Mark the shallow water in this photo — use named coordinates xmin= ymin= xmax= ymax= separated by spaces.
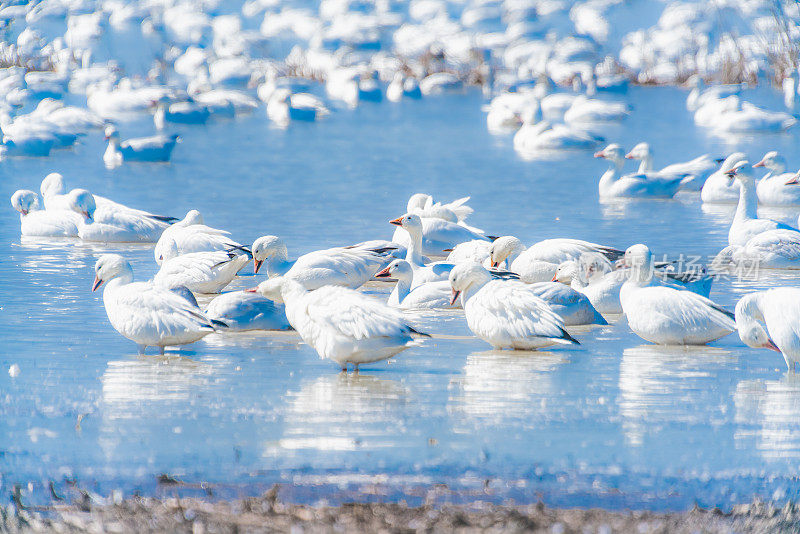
xmin=3 ymin=86 xmax=800 ymax=511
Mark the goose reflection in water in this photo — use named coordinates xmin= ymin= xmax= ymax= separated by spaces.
xmin=618 ymin=345 xmax=733 ymax=447
xmin=267 ymin=374 xmax=410 ymax=455
xmin=734 ymin=374 xmax=800 ymax=460
xmin=449 ymin=349 xmax=569 ymax=428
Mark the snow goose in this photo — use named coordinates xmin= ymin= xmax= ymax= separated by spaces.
xmin=554 ymin=254 xmax=624 ymax=314
xmin=513 ymin=103 xmax=604 ymax=153
xmin=92 ymin=254 xmax=221 ymax=354
xmin=753 ymin=151 xmax=800 ymax=206
xmin=619 ymin=244 xmax=735 ymax=345
xmin=251 ymin=276 xmax=426 ymax=371
xmin=594 ymin=144 xmax=690 ymax=199
xmin=251 ymin=235 xmax=393 ymax=290
xmin=153 ymin=97 xmax=210 ymax=129
xmin=10 ymin=189 xmax=79 ymax=237
xmin=405 ymin=193 xmax=481 ymax=232
xmin=686 ymin=76 xmax=741 ymax=111
xmin=563 ymin=95 xmax=630 ymax=124
xmin=625 ymin=142 xmax=715 ymax=192
xmin=154 ymin=249 xmax=251 ymax=294
xmin=726 ymin=161 xmax=800 ymax=246
xmin=713 ymin=230 xmax=800 ymax=270
xmin=715 ymin=102 xmax=796 ymax=133
xmin=190 ymin=89 xmax=259 ymax=115
xmin=0 ymin=122 xmax=55 ymax=157
xmin=266 ymin=89 xmax=329 ymax=125
xmin=374 ymin=259 xmax=458 ymax=309
xmin=389 ymin=212 xmax=488 ymax=258
xmin=68 ymin=189 xmax=170 ymax=243
xmin=736 ymin=289 xmax=800 ymax=371
xmin=204 ymin=291 xmax=291 ymax=331
xmin=104 ymin=125 xmax=179 ymax=166
xmin=156 ymin=226 xmax=244 ymax=264
xmin=388 ymin=213 xmax=456 ymax=286
xmin=448 ymin=263 xmax=579 ymax=350
xmin=525 ymin=281 xmax=607 ymax=326
xmin=445 ymin=240 xmax=492 ymax=267
xmin=700 ymin=152 xmax=745 ymax=204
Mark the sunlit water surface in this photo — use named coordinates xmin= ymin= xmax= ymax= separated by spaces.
xmin=3 ymin=86 xmax=800 ymax=511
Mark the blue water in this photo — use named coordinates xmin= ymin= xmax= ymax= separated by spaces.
xmin=3 ymin=86 xmax=800 ymax=511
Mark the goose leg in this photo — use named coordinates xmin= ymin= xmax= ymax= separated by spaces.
xmin=159 ymin=346 xmax=165 ymax=356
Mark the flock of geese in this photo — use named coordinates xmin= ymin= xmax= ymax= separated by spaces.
xmin=11 ymin=157 xmax=800 ymax=372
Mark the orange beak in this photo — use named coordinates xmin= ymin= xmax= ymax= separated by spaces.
xmin=752 ymin=159 xmax=765 ymax=168
xmin=765 ymin=338 xmax=781 ymax=352
xmin=593 ymin=151 xmax=604 ymax=158
xmin=389 ymin=216 xmax=403 ymax=226
xmin=491 ymin=261 xmax=499 ymax=268
xmin=20 ymin=209 xmax=28 ymax=216
xmin=450 ymin=289 xmax=460 ymax=305
xmin=254 ymin=258 xmax=263 ymax=274
xmin=551 ymin=274 xmax=558 ymax=282
xmin=786 ymin=174 xmax=800 ymax=185
xmin=245 ymin=286 xmax=258 ymax=293
xmin=374 ymin=266 xmax=392 ymax=278
xmin=92 ymin=276 xmax=103 ymax=292
xmin=624 ymin=153 xmax=634 ymax=159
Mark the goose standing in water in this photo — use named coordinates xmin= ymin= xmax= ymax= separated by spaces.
xmin=726 ymin=161 xmax=799 ymax=246
xmin=10 ymin=189 xmax=80 ymax=237
xmin=251 ymin=276 xmax=426 ymax=372
xmin=619 ymin=244 xmax=735 ymax=345
xmin=448 ymin=263 xmax=579 ymax=350
xmin=736 ymin=289 xmax=800 ymax=372
xmin=753 ymin=151 xmax=800 ymax=206
xmin=92 ymin=254 xmax=222 ymax=354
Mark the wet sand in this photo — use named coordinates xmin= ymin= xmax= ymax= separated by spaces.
xmin=4 ymin=489 xmax=799 ymax=533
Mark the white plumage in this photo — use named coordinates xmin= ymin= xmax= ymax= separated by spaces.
xmin=375 ymin=259 xmax=458 ymax=309
xmin=10 ymin=189 xmax=79 ymax=237
xmin=253 ymin=277 xmax=425 ymax=370
xmin=154 ymin=250 xmax=250 ymax=294
xmin=736 ymin=289 xmax=800 ymax=371
xmin=205 ymin=291 xmax=291 ymax=331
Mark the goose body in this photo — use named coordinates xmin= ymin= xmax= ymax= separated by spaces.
xmin=714 ymin=230 xmax=800 ymax=270
xmin=253 ymin=277 xmax=424 ymax=370
xmin=736 ymin=289 xmax=800 ymax=371
xmin=104 ymin=126 xmax=179 ymax=165
xmin=154 ymin=250 xmax=250 ymax=294
xmin=375 ymin=259 xmax=458 ymax=309
xmin=619 ymin=244 xmax=735 ymax=345
xmin=205 ymin=290 xmax=291 ymax=331
xmin=701 ymin=152 xmax=746 ymax=204
xmin=526 ymin=281 xmax=607 ymax=326
xmin=753 ymin=151 xmax=800 ymax=206
xmin=68 ymin=189 xmax=170 ymax=243
xmin=10 ymin=189 xmax=79 ymax=237
xmin=449 ymin=263 xmax=579 ymax=350
xmin=625 ymin=142 xmax=715 ymax=192
xmin=390 ymin=213 xmax=488 ymax=258
xmin=595 ymin=144 xmax=688 ymax=199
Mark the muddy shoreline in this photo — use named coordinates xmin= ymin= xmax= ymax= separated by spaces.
xmin=4 ymin=488 xmax=800 ymax=533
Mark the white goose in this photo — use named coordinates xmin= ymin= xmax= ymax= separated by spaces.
xmin=553 ymin=254 xmax=625 ymax=314
xmin=251 ymin=236 xmax=393 ymax=290
xmin=753 ymin=151 xmax=800 ymax=206
xmin=405 ymin=193 xmax=479 ymax=231
xmin=525 ymin=281 xmax=607 ymax=326
xmin=204 ymin=290 xmax=291 ymax=331
xmin=252 ymin=276 xmax=426 ymax=371
xmin=266 ymin=89 xmax=329 ymax=125
xmin=594 ymin=144 xmax=690 ymax=199
xmin=624 ymin=142 xmax=715 ymax=192
xmin=448 ymin=263 xmax=579 ymax=350
xmin=388 ymin=213 xmax=456 ymax=286
xmin=154 ymin=211 xmax=239 ymax=264
xmin=153 ymin=249 xmax=251 ymax=294
xmin=92 ymin=254 xmax=221 ymax=355
xmin=68 ymin=190 xmax=171 ymax=243
xmin=563 ymin=95 xmax=630 ymax=124
xmin=445 ymin=240 xmax=493 ymax=267
xmin=619 ymin=244 xmax=735 ymax=345
xmin=10 ymin=190 xmax=80 ymax=237
xmin=489 ymin=236 xmax=622 ymax=282
xmin=513 ymin=103 xmax=604 ymax=153
xmin=374 ymin=259 xmax=458 ymax=309
xmin=700 ymin=152 xmax=746 ymax=204
xmin=726 ymin=161 xmax=799 ymax=246
xmin=103 ymin=125 xmax=180 ymax=166
xmin=713 ymin=230 xmax=800 ymax=270
xmin=389 ymin=212 xmax=488 ymax=258
xmin=736 ymin=289 xmax=800 ymax=371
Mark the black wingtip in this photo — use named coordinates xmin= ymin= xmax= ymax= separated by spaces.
xmin=560 ymin=328 xmax=580 ymax=345
xmin=408 ymin=326 xmax=431 ymax=337
xmin=149 ymin=214 xmax=180 ymax=223
xmin=211 ymin=319 xmax=229 ymax=329
xmin=486 ymin=235 xmax=501 ymax=241
xmin=489 ymin=269 xmax=520 ymax=280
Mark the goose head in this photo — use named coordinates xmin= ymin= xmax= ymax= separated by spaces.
xmin=594 ymin=144 xmax=625 ymax=166
xmin=374 ymin=259 xmax=413 ymax=282
xmin=248 ymin=275 xmax=304 ymax=304
xmin=11 ymin=189 xmax=39 ymax=215
xmin=553 ymin=261 xmax=576 ymax=283
xmin=104 ymin=125 xmax=120 ymax=142
xmin=752 ymin=151 xmax=785 ymax=173
xmin=252 ymin=235 xmax=288 ymax=274
xmin=155 ymin=235 xmax=180 ymax=265
xmin=625 ymin=142 xmax=650 ymax=161
xmin=735 ymin=295 xmax=780 ymax=352
xmin=93 ymin=254 xmax=133 ymax=291
xmin=449 ymin=263 xmax=492 ymax=305
xmin=578 ymin=252 xmax=612 ymax=283
xmin=388 ymin=212 xmax=424 ymax=237
xmin=181 ymin=209 xmax=204 ymax=226
xmin=620 ymin=244 xmax=653 ymax=283
xmin=489 ymin=236 xmax=524 ymax=268
xmin=68 ymin=188 xmax=96 ymax=222
xmin=40 ymin=172 xmax=65 ymax=198
xmin=724 ymin=160 xmax=752 ymax=186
